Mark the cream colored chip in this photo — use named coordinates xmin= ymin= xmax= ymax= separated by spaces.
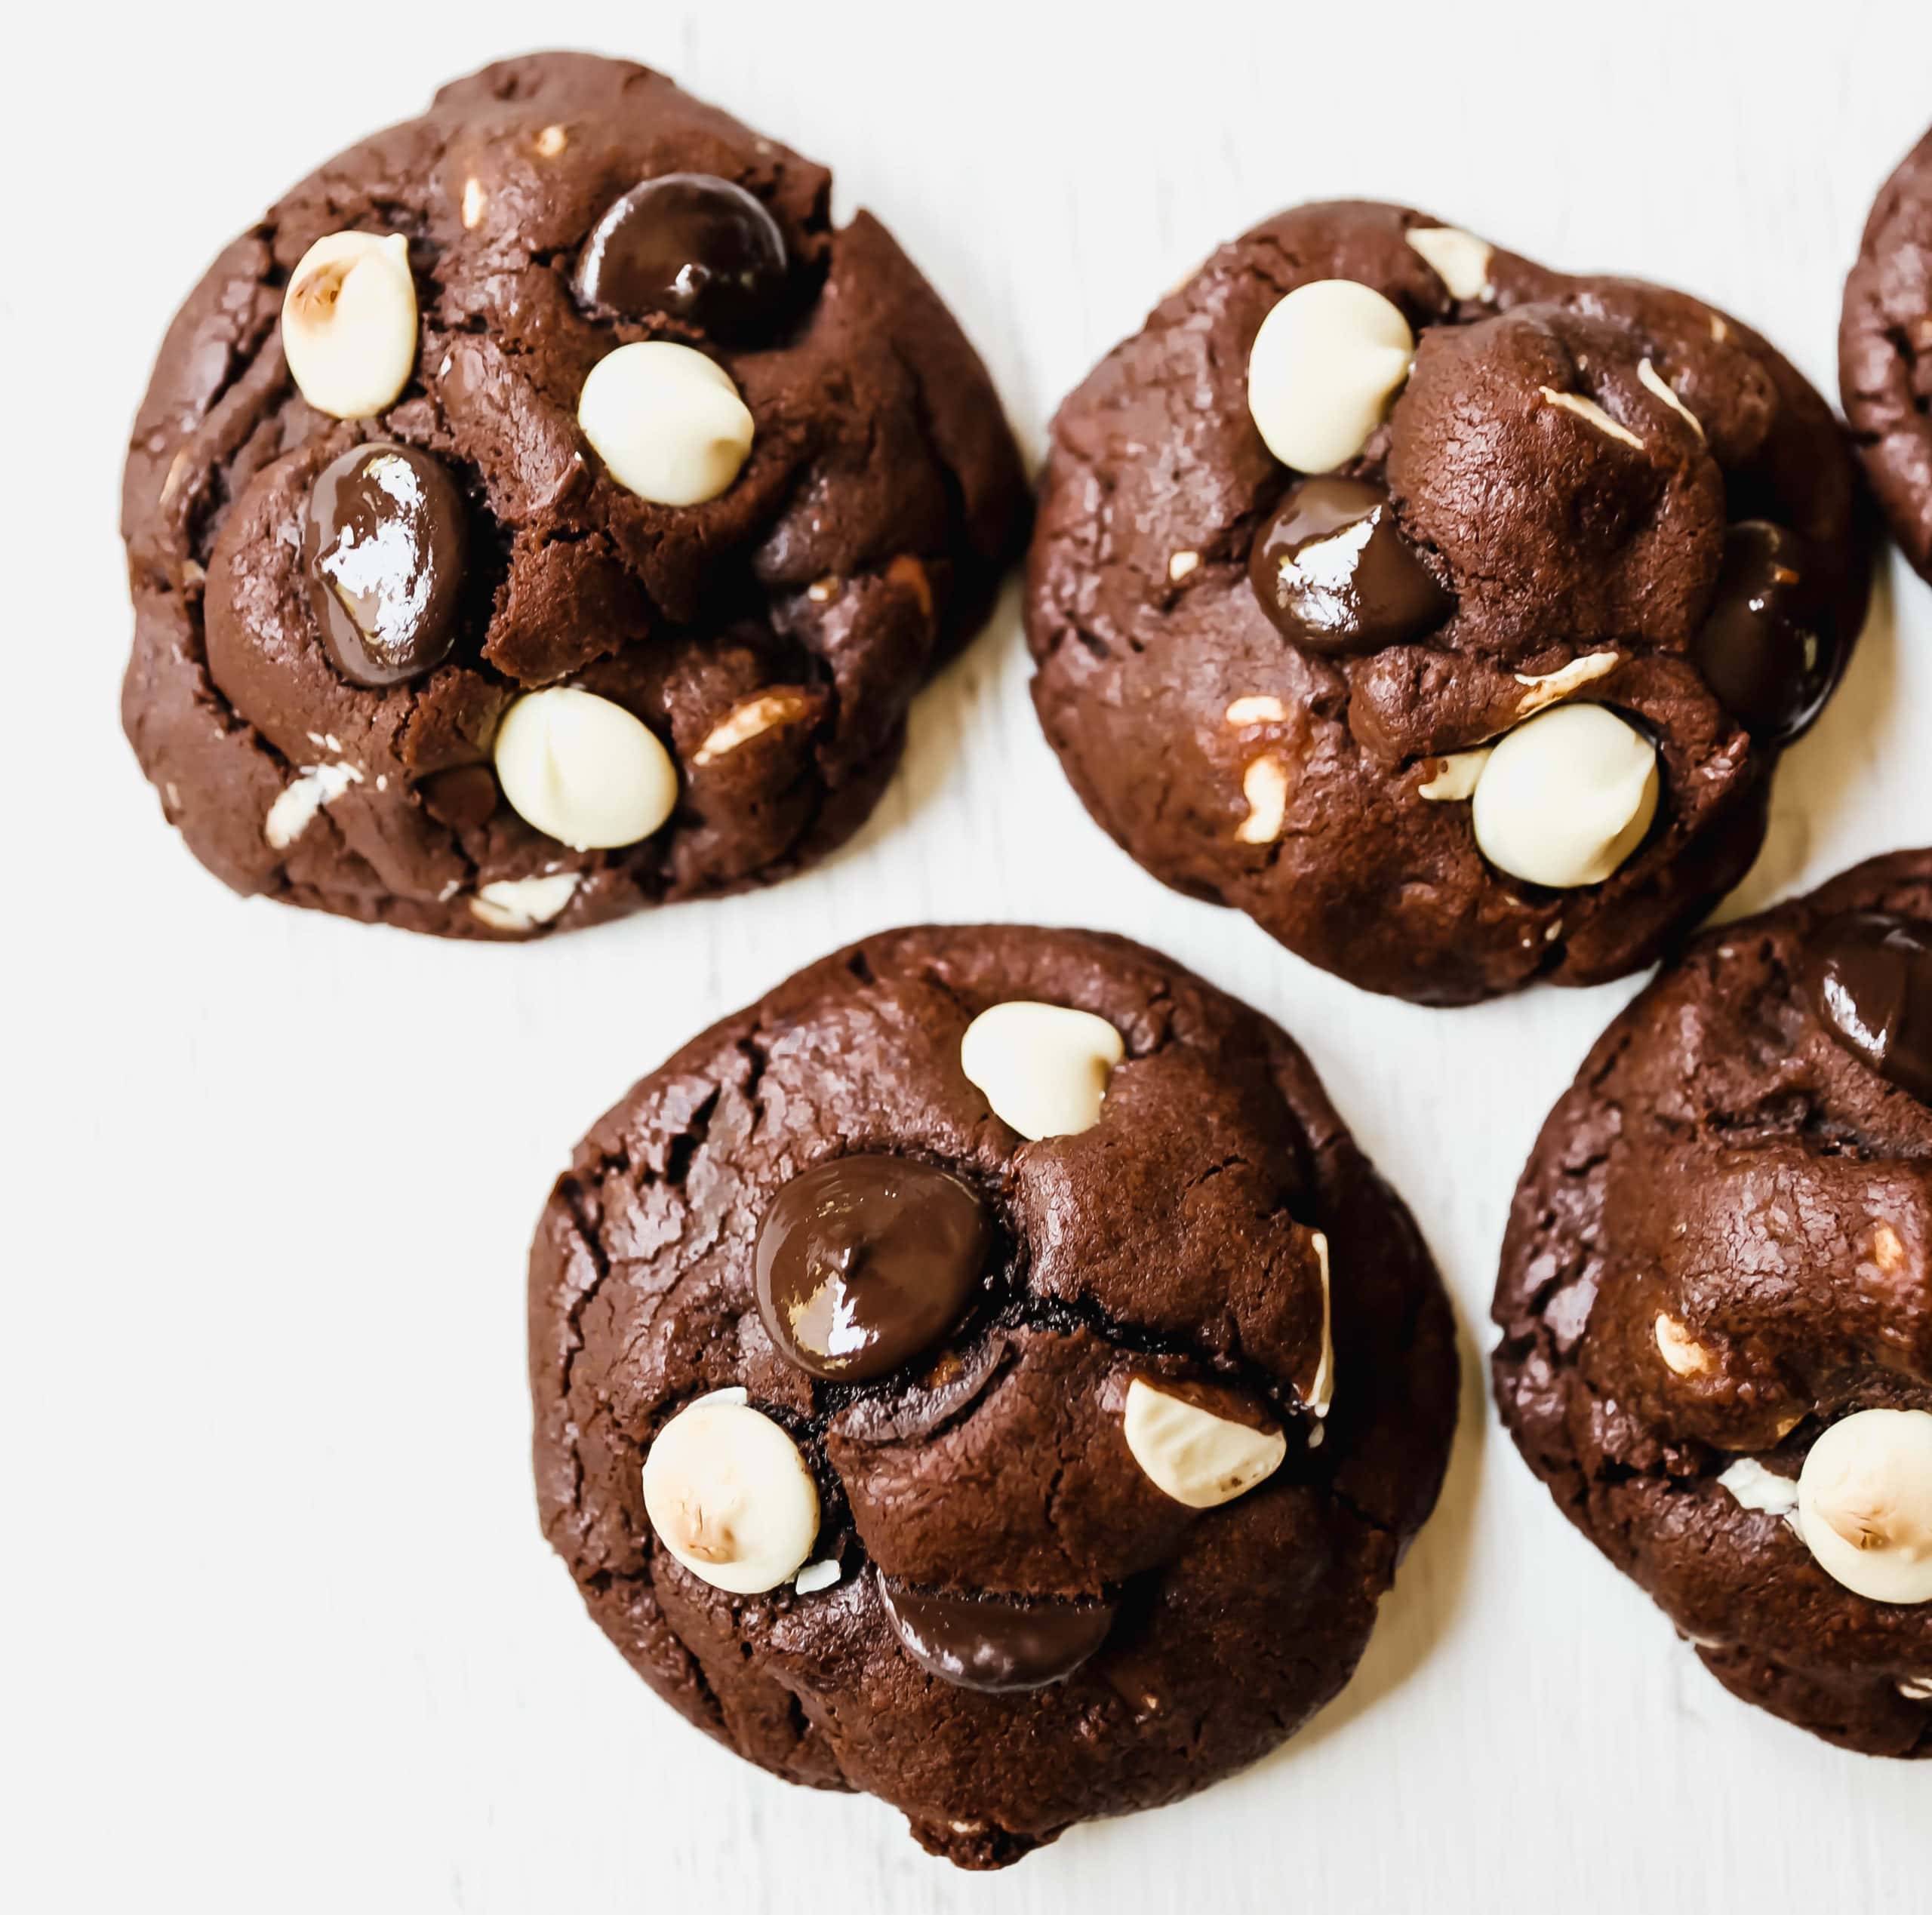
xmin=641 ymin=1397 xmax=820 ymax=1595
xmin=469 ymin=871 xmax=580 ymax=932
xmin=1405 ymin=226 xmax=1494 ymax=301
xmin=1514 ymin=650 xmax=1621 ymax=719
xmin=792 ymin=1559 xmax=841 ymax=1595
xmin=1900 ymin=1676 xmax=1932 ymax=1701
xmin=1637 ymin=359 xmax=1704 ymax=440
xmin=1537 ymin=386 xmax=1644 ymax=452
xmin=1470 ymin=704 xmax=1660 ymax=889
xmin=1235 ymin=755 xmax=1291 ymax=844
xmin=535 ymin=124 xmax=568 ymax=157
xmin=282 ymin=232 xmax=418 ymax=420
xmin=264 ymin=762 xmax=362 ymax=850
xmin=1796 ymin=1409 xmax=1932 ymax=1604
xmin=1717 ymin=1459 xmax=1800 ymax=1521
xmin=1306 ymin=1230 xmax=1334 ymax=1419
xmin=691 ymin=692 xmax=812 ymax=766
xmin=1225 ymin=695 xmax=1287 ymax=727
xmin=1872 ymin=1223 xmax=1906 ymax=1274
xmin=1417 ymin=748 xmax=1491 ymax=803
xmin=578 ymin=341 xmax=754 ymax=506
xmin=1654 ymin=1314 xmax=1712 ymax=1377
xmin=1247 ymin=280 xmax=1415 ymax=472
xmin=493 ymin=687 xmax=678 ymax=851
xmin=959 ymin=1001 xmax=1124 ymax=1141
xmin=1122 ymin=1379 xmax=1287 ymax=1508
xmin=1168 ymin=550 xmax=1201 ymax=582
xmin=461 ymin=178 xmax=486 ymax=229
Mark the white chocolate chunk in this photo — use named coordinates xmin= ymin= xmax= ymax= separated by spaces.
xmin=1471 ymin=704 xmax=1660 ymax=889
xmin=461 ymin=179 xmax=485 ymax=229
xmin=1797 ymin=1409 xmax=1932 ymax=1604
xmin=469 ymin=871 xmax=580 ymax=932
xmin=1168 ymin=549 xmax=1201 ymax=582
xmin=1718 ymin=1459 xmax=1800 ymax=1520
xmin=1537 ymin=386 xmax=1644 ymax=451
xmin=959 ymin=1001 xmax=1124 ymax=1141
xmin=1306 ymin=1230 xmax=1334 ymax=1419
xmin=1122 ymin=1379 xmax=1287 ymax=1508
xmin=1637 ymin=359 xmax=1703 ymax=440
xmin=264 ymin=761 xmax=362 ymax=850
xmin=1417 ymin=748 xmax=1491 ymax=803
xmin=642 ymin=1397 xmax=819 ymax=1595
xmin=1654 ymin=1313 xmax=1712 ymax=1376
xmin=281 ymin=232 xmax=418 ymax=420
xmin=1235 ymin=755 xmax=1291 ymax=844
xmin=578 ymin=340 xmax=753 ymax=506
xmin=1247 ymin=280 xmax=1415 ymax=472
xmin=493 ymin=687 xmax=677 ymax=852
xmin=1514 ymin=650 xmax=1621 ymax=719
xmin=691 ymin=692 xmax=811 ymax=766
xmin=793 ymin=1559 xmax=841 ymax=1594
xmin=1900 ymin=1676 xmax=1932 ymax=1701
xmin=1405 ymin=226 xmax=1494 ymax=301
xmin=535 ymin=124 xmax=568 ymax=158
xmin=1225 ymin=695 xmax=1287 ymax=727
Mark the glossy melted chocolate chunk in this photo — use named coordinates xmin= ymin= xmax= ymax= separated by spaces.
xmin=574 ymin=173 xmax=788 ymax=340
xmin=303 ymin=444 xmax=468 ymax=687
xmin=1248 ymin=476 xmax=1450 ymax=653
xmin=1806 ymin=911 xmax=1932 ymax=1103
xmin=754 ymin=1156 xmax=992 ymax=1381
xmin=1692 ymin=521 xmax=1840 ymax=741
xmin=877 ymin=1578 xmax=1116 ymax=1692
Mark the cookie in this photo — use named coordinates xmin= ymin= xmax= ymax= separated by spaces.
xmin=1842 ymin=126 xmax=1932 ymax=580
xmin=1026 ymin=201 xmax=1868 ymax=1004
xmin=1494 ymin=850 xmax=1932 ymax=1757
xmin=530 ymin=925 xmax=1457 ymax=1864
xmin=121 ymin=53 xmax=1027 ymax=939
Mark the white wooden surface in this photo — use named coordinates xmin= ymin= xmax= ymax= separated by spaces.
xmin=7 ymin=4 xmax=1930 ymax=1908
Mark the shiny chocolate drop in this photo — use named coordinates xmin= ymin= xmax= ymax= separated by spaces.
xmin=1692 ymin=521 xmax=1840 ymax=741
xmin=877 ymin=1578 xmax=1116 ymax=1692
xmin=1806 ymin=911 xmax=1932 ymax=1103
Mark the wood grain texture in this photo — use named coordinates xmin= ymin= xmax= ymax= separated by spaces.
xmin=5 ymin=2 xmax=1929 ymax=1909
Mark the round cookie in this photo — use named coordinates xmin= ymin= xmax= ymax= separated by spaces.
xmin=530 ymin=926 xmax=1457 ymax=1864
xmin=122 ymin=53 xmax=1027 ymax=939
xmin=1842 ymin=125 xmax=1932 ymax=580
xmin=1494 ymin=850 xmax=1932 ymax=1757
xmin=1027 ymin=201 xmax=1868 ymax=1004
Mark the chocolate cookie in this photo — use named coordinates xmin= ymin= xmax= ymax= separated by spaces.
xmin=530 ymin=926 xmax=1457 ymax=1864
xmin=121 ymin=52 xmax=1026 ymax=938
xmin=1494 ymin=850 xmax=1932 ymax=1756
xmin=1026 ymin=201 xmax=1868 ymax=1004
xmin=1842 ymin=126 xmax=1932 ymax=581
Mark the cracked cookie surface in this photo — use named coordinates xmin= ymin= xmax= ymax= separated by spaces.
xmin=121 ymin=51 xmax=1027 ymax=938
xmin=529 ymin=925 xmax=1457 ymax=1864
xmin=1494 ymin=850 xmax=1932 ymax=1756
xmin=1026 ymin=200 xmax=1867 ymax=1004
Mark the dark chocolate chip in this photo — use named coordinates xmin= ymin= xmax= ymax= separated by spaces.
xmin=574 ymin=173 xmax=787 ymax=340
xmin=1806 ymin=911 xmax=1932 ymax=1103
xmin=418 ymin=764 xmax=499 ymax=831
xmin=303 ymin=443 xmax=468 ymax=688
xmin=1692 ymin=521 xmax=1840 ymax=741
xmin=754 ymin=1156 xmax=992 ymax=1381
xmin=876 ymin=1578 xmax=1115 ymax=1692
xmin=1248 ymin=476 xmax=1451 ymax=653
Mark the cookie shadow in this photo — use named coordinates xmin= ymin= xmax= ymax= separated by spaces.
xmin=1266 ymin=1294 xmax=1487 ymax=1763
xmin=1710 ymin=558 xmax=1899 ymax=925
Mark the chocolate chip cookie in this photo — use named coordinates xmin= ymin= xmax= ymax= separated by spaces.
xmin=1494 ymin=850 xmax=1932 ymax=1756
xmin=1027 ymin=201 xmax=1869 ymax=1004
xmin=122 ymin=52 xmax=1027 ymax=938
xmin=530 ymin=925 xmax=1458 ymax=1864
xmin=1842 ymin=125 xmax=1932 ymax=582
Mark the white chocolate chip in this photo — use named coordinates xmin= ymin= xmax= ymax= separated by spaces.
xmin=281 ymin=232 xmax=418 ymax=420
xmin=641 ymin=1398 xmax=819 ymax=1595
xmin=534 ymin=124 xmax=568 ymax=157
xmin=264 ymin=761 xmax=362 ymax=850
xmin=959 ymin=1001 xmax=1124 ymax=1142
xmin=493 ymin=687 xmax=678 ymax=851
xmin=793 ymin=1559 xmax=841 ymax=1594
xmin=1122 ymin=1379 xmax=1287 ymax=1509
xmin=1405 ymin=226 xmax=1494 ymax=301
xmin=577 ymin=341 xmax=754 ymax=506
xmin=1247 ymin=280 xmax=1415 ymax=472
xmin=1654 ymin=1313 xmax=1712 ymax=1376
xmin=1796 ymin=1409 xmax=1932 ymax=1604
xmin=1417 ymin=748 xmax=1491 ymax=803
xmin=1872 ymin=1223 xmax=1906 ymax=1274
xmin=1718 ymin=1458 xmax=1801 ymax=1521
xmin=1900 ymin=1676 xmax=1932 ymax=1701
xmin=1537 ymin=386 xmax=1644 ymax=451
xmin=461 ymin=178 xmax=486 ymax=229
xmin=691 ymin=692 xmax=813 ymax=766
xmin=1235 ymin=754 xmax=1291 ymax=844
xmin=1514 ymin=650 xmax=1622 ymax=719
xmin=1470 ymin=703 xmax=1660 ymax=889
xmin=1306 ymin=1230 xmax=1334 ymax=1419
xmin=1709 ymin=314 xmax=1729 ymax=344
xmin=469 ymin=871 xmax=580 ymax=932
xmin=806 ymin=576 xmax=841 ymax=604
xmin=1225 ymin=695 xmax=1287 ymax=727
xmin=1637 ymin=359 xmax=1704 ymax=440
xmin=1168 ymin=550 xmax=1201 ymax=582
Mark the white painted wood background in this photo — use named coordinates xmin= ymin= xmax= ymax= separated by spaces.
xmin=7 ymin=3 xmax=1929 ymax=1908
